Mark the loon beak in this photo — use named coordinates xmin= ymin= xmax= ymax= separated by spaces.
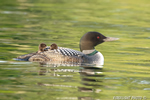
xmin=103 ymin=37 xmax=119 ymax=42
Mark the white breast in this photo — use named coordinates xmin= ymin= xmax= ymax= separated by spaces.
xmin=86 ymin=52 xmax=104 ymax=66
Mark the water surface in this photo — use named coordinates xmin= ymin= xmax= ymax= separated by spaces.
xmin=0 ymin=0 xmax=150 ymax=100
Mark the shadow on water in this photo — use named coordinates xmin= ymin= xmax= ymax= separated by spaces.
xmin=37 ymin=62 xmax=104 ymax=100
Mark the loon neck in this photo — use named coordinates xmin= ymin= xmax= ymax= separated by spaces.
xmin=79 ymin=43 xmax=95 ymax=52
xmin=82 ymin=49 xmax=98 ymax=56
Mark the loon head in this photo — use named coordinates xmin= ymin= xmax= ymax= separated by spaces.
xmin=79 ymin=32 xmax=119 ymax=52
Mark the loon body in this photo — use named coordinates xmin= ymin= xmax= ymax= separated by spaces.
xmin=17 ymin=32 xmax=118 ymax=65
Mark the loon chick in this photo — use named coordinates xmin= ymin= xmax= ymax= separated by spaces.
xmin=49 ymin=43 xmax=58 ymax=50
xmin=37 ymin=43 xmax=47 ymax=53
xmin=17 ymin=32 xmax=119 ymax=65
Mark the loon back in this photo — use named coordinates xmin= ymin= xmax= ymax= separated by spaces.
xmin=28 ymin=47 xmax=88 ymax=63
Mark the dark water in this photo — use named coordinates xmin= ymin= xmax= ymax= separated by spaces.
xmin=0 ymin=0 xmax=150 ymax=100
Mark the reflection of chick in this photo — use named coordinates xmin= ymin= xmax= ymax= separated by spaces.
xmin=37 ymin=43 xmax=47 ymax=53
xmin=49 ymin=43 xmax=58 ymax=50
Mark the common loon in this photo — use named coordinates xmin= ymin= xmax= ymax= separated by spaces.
xmin=16 ymin=32 xmax=119 ymax=65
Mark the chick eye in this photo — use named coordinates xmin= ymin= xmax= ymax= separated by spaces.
xmin=97 ymin=36 xmax=100 ymax=39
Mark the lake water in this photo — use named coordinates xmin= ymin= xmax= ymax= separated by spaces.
xmin=0 ymin=0 xmax=150 ymax=100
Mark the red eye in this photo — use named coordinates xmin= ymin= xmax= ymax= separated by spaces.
xmin=97 ymin=36 xmax=100 ymax=39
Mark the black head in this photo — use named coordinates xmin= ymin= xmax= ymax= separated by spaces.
xmin=80 ymin=32 xmax=119 ymax=51
xmin=80 ymin=32 xmax=106 ymax=51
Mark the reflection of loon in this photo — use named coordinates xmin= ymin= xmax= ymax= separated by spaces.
xmin=38 ymin=62 xmax=104 ymax=100
xmin=78 ymin=66 xmax=104 ymax=100
xmin=16 ymin=32 xmax=118 ymax=65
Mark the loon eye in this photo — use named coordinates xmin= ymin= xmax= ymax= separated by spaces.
xmin=97 ymin=36 xmax=100 ymax=39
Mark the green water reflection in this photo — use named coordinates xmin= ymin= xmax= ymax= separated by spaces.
xmin=0 ymin=0 xmax=150 ymax=100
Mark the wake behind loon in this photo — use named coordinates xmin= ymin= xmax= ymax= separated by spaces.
xmin=16 ymin=32 xmax=119 ymax=65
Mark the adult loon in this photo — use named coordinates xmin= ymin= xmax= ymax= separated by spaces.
xmin=16 ymin=32 xmax=119 ymax=65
